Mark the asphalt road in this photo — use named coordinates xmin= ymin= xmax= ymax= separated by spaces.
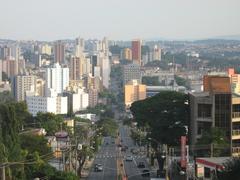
xmin=88 ymin=124 xmax=153 ymax=180
xmin=119 ymin=125 xmax=152 ymax=180
xmin=88 ymin=136 xmax=117 ymax=180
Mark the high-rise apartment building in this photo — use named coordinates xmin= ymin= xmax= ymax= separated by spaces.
xmin=0 ymin=46 xmax=11 ymax=60
xmin=132 ymin=39 xmax=141 ymax=65
xmin=69 ymin=57 xmax=83 ymax=80
xmin=88 ymin=88 xmax=98 ymax=107
xmin=121 ymin=48 xmax=132 ymax=60
xmin=153 ymin=45 xmax=161 ymax=61
xmin=99 ymin=53 xmax=110 ymax=89
xmin=12 ymin=75 xmax=36 ymax=101
xmin=75 ymin=37 xmax=85 ymax=57
xmin=1 ymin=59 xmax=19 ymax=78
xmin=45 ymin=63 xmax=69 ymax=95
xmin=54 ymin=40 xmax=65 ymax=64
xmin=123 ymin=63 xmax=141 ymax=85
xmin=9 ymin=44 xmax=21 ymax=60
xmin=124 ymin=80 xmax=146 ymax=108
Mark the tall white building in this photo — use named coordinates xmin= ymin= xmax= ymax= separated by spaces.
xmin=10 ymin=44 xmax=21 ymax=60
xmin=45 ymin=63 xmax=69 ymax=95
xmin=72 ymin=88 xmax=89 ymax=112
xmin=101 ymin=56 xmax=110 ymax=89
xmin=75 ymin=37 xmax=85 ymax=57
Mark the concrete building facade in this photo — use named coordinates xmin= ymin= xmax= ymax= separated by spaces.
xmin=12 ymin=75 xmax=36 ymax=101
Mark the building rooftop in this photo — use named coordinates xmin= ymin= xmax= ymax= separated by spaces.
xmin=189 ymin=91 xmax=210 ymax=97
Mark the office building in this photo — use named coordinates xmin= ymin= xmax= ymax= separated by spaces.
xmin=124 ymin=80 xmax=146 ymax=108
xmin=45 ymin=63 xmax=69 ymax=95
xmin=132 ymin=39 xmax=141 ymax=65
xmin=189 ymin=75 xmax=232 ymax=155
xmin=54 ymin=40 xmax=65 ymax=64
xmin=123 ymin=63 xmax=141 ymax=85
xmin=12 ymin=75 xmax=36 ymax=101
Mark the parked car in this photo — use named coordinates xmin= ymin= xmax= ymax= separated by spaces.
xmin=125 ymin=155 xmax=133 ymax=161
xmin=141 ymin=169 xmax=150 ymax=177
xmin=94 ymin=164 xmax=103 ymax=172
xmin=138 ymin=162 xmax=145 ymax=168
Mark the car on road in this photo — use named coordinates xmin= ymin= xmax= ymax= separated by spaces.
xmin=125 ymin=155 xmax=133 ymax=161
xmin=141 ymin=169 xmax=150 ymax=177
xmin=137 ymin=162 xmax=145 ymax=168
xmin=94 ymin=164 xmax=103 ymax=172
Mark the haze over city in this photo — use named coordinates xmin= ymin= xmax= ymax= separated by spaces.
xmin=0 ymin=0 xmax=240 ymax=41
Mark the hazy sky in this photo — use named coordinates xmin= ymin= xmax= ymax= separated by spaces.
xmin=0 ymin=0 xmax=239 ymax=41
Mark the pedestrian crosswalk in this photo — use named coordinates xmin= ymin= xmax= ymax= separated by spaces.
xmin=95 ymin=154 xmax=146 ymax=159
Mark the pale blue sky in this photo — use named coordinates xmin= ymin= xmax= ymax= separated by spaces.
xmin=0 ymin=0 xmax=239 ymax=41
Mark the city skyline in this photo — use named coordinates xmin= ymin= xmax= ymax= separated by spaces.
xmin=0 ymin=0 xmax=239 ymax=41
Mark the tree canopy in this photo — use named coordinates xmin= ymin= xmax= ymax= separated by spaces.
xmin=130 ymin=91 xmax=189 ymax=146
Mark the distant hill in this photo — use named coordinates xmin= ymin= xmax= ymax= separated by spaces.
xmin=211 ymin=35 xmax=240 ymax=41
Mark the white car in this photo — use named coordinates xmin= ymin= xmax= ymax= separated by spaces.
xmin=94 ymin=164 xmax=103 ymax=172
xmin=125 ymin=155 xmax=133 ymax=161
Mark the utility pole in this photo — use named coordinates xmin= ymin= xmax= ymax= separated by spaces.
xmin=1 ymin=163 xmax=6 ymax=180
xmin=165 ymin=144 xmax=169 ymax=180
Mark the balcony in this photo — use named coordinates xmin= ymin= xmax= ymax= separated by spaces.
xmin=232 ymin=112 xmax=240 ymax=122
xmin=232 ymin=144 xmax=240 ymax=156
xmin=232 ymin=129 xmax=240 ymax=140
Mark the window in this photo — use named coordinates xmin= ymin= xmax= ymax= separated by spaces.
xmin=198 ymin=104 xmax=212 ymax=118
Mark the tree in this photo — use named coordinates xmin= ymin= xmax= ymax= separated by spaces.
xmin=130 ymin=91 xmax=189 ymax=170
xmin=97 ymin=118 xmax=118 ymax=137
xmin=142 ymin=76 xmax=162 ymax=86
xmin=218 ymin=158 xmax=240 ymax=180
xmin=197 ymin=127 xmax=230 ymax=157
xmin=0 ymin=103 xmax=24 ymax=179
xmin=35 ymin=112 xmax=64 ymax=135
xmin=174 ymin=75 xmax=190 ymax=89
xmin=20 ymin=134 xmax=51 ymax=156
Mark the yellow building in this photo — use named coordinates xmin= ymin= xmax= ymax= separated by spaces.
xmin=121 ymin=48 xmax=132 ymax=60
xmin=41 ymin=44 xmax=52 ymax=55
xmin=36 ymin=78 xmax=45 ymax=96
xmin=124 ymin=80 xmax=146 ymax=108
